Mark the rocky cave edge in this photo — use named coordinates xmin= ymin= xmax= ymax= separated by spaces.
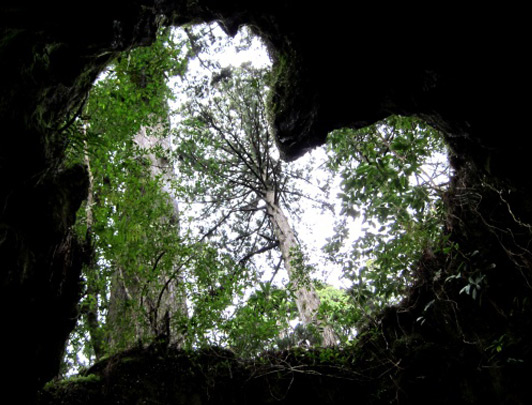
xmin=1 ymin=2 xmax=531 ymax=403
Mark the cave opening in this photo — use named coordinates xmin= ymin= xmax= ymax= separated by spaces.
xmin=59 ymin=21 xmax=457 ymax=377
xmin=2 ymin=3 xmax=531 ymax=404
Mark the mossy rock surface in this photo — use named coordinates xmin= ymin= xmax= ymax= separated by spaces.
xmin=38 ymin=345 xmax=378 ymax=404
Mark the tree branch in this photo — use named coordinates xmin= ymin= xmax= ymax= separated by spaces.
xmin=238 ymin=242 xmax=280 ymax=265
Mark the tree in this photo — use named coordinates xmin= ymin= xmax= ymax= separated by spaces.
xmin=324 ymin=115 xmax=451 ymax=313
xmin=225 ymin=282 xmax=295 ymax=356
xmin=62 ymin=24 xmax=359 ymax=373
xmin=62 ymin=27 xmax=269 ymax=370
xmin=61 ymin=28 xmax=196 ymax=370
xmin=173 ymin=61 xmax=337 ymax=346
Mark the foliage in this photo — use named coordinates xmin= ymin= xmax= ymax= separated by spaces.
xmin=63 ymin=28 xmax=201 ymax=369
xmin=315 ymin=283 xmax=359 ymax=343
xmin=178 ymin=245 xmax=254 ymax=350
xmin=61 ymin=22 xmax=452 ymax=377
xmin=62 ymin=24 xmax=337 ymax=372
xmin=224 ymin=282 xmax=295 ymax=356
xmin=325 ymin=115 xmax=451 ymax=311
xmin=65 ymin=29 xmax=187 ymax=161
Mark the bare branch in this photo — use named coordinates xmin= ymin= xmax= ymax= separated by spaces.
xmin=238 ymin=242 xmax=280 ymax=265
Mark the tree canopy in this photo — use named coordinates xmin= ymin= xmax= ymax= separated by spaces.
xmin=325 ymin=116 xmax=451 ymax=314
xmin=61 ymin=23 xmax=451 ymax=374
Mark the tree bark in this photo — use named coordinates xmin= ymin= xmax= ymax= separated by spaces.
xmin=134 ymin=126 xmax=188 ymax=345
xmin=264 ymin=189 xmax=336 ymax=346
xmin=105 ymin=125 xmax=188 ymax=349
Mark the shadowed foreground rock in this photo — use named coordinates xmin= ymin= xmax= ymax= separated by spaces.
xmin=37 ymin=338 xmax=528 ymax=404
xmin=38 ymin=346 xmax=369 ymax=405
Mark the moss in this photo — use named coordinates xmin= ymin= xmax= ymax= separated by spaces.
xmin=38 ymin=345 xmax=378 ymax=404
xmin=44 ymin=373 xmax=100 ymax=390
xmin=40 ymin=374 xmax=102 ymax=405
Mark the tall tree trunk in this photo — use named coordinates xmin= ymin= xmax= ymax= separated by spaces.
xmin=264 ymin=189 xmax=337 ymax=346
xmin=106 ymin=266 xmax=139 ymax=350
xmin=134 ymin=125 xmax=180 ymax=217
xmin=134 ymin=125 xmax=188 ymax=345
xmin=106 ymin=125 xmax=188 ymax=349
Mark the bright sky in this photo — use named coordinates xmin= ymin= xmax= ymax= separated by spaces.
xmin=168 ymin=23 xmax=452 ymax=295
xmin=66 ymin=23 xmax=452 ymax=373
xmin=168 ymin=23 xmax=358 ymax=290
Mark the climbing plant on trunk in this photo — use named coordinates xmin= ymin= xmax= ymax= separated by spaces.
xmin=62 ymin=28 xmax=194 ymax=369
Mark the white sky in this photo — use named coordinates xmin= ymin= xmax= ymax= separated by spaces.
xmin=168 ymin=23 xmax=357 ymax=290
xmin=67 ymin=24 xmax=452 ymax=372
xmin=167 ymin=23 xmax=451 ymax=293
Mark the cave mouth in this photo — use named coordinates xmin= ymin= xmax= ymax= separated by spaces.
xmin=2 ymin=3 xmax=532 ymax=403
xmin=57 ymin=20 xmax=457 ymax=378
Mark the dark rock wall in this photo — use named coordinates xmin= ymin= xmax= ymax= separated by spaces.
xmin=1 ymin=1 xmax=531 ymax=402
xmin=1 ymin=2 xmax=163 ymax=398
